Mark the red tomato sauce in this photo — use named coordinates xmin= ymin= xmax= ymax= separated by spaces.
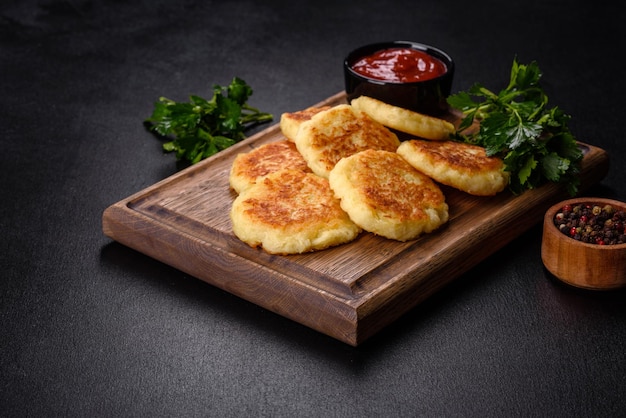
xmin=351 ymin=47 xmax=447 ymax=83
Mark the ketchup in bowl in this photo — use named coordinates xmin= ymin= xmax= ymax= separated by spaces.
xmin=350 ymin=47 xmax=447 ymax=83
xmin=344 ymin=41 xmax=454 ymax=115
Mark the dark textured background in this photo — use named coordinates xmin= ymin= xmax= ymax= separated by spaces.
xmin=2 ymin=1 xmax=625 ymax=416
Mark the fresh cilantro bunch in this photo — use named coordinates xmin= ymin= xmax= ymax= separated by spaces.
xmin=447 ymin=58 xmax=583 ymax=195
xmin=145 ymin=77 xmax=273 ymax=164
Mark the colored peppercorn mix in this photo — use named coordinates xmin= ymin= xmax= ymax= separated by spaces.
xmin=554 ymin=203 xmax=626 ymax=245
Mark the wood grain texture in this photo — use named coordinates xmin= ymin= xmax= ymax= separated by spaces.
xmin=102 ymin=92 xmax=610 ymax=346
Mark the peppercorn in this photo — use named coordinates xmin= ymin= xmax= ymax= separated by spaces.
xmin=553 ymin=203 xmax=626 ymax=245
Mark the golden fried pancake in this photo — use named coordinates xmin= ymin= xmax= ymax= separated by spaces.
xmin=294 ymin=104 xmax=400 ymax=178
xmin=279 ymin=106 xmax=331 ymax=141
xmin=397 ymin=139 xmax=509 ymax=196
xmin=229 ymin=140 xmax=311 ymax=194
xmin=329 ymin=149 xmax=448 ymax=241
xmin=350 ymin=96 xmax=455 ymax=140
xmin=230 ymin=169 xmax=361 ymax=254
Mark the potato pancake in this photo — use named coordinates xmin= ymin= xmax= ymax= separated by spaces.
xmin=397 ymin=139 xmax=509 ymax=196
xmin=350 ymin=95 xmax=455 ymax=140
xmin=295 ymin=104 xmax=400 ymax=178
xmin=329 ymin=149 xmax=448 ymax=241
xmin=229 ymin=140 xmax=311 ymax=194
xmin=279 ymin=106 xmax=331 ymax=141
xmin=230 ymin=169 xmax=361 ymax=254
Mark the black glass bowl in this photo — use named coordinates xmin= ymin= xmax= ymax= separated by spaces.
xmin=344 ymin=41 xmax=454 ymax=116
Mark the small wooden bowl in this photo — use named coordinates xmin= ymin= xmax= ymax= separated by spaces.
xmin=542 ymin=197 xmax=626 ymax=290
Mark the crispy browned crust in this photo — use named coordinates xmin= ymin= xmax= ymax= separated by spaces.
xmin=329 ymin=149 xmax=448 ymax=241
xmin=397 ymin=139 xmax=509 ymax=196
xmin=246 ymin=171 xmax=331 ymax=225
xmin=353 ymin=150 xmax=445 ymax=219
xmin=406 ymin=140 xmax=503 ymax=172
xmin=295 ymin=104 xmax=400 ymax=177
xmin=279 ymin=106 xmax=332 ymax=141
xmin=230 ymin=169 xmax=360 ymax=254
xmin=229 ymin=140 xmax=311 ymax=194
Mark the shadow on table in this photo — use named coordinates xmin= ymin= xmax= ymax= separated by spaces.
xmin=98 ymin=240 xmax=474 ymax=370
xmin=99 ymin=228 xmax=625 ymax=376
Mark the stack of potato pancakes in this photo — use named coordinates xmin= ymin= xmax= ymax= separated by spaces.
xmin=229 ymin=96 xmax=509 ymax=255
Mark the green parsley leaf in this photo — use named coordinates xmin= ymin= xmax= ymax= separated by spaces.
xmin=447 ymin=58 xmax=583 ymax=195
xmin=145 ymin=77 xmax=273 ymax=165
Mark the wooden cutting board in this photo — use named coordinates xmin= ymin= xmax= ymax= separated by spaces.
xmin=102 ymin=91 xmax=610 ymax=346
